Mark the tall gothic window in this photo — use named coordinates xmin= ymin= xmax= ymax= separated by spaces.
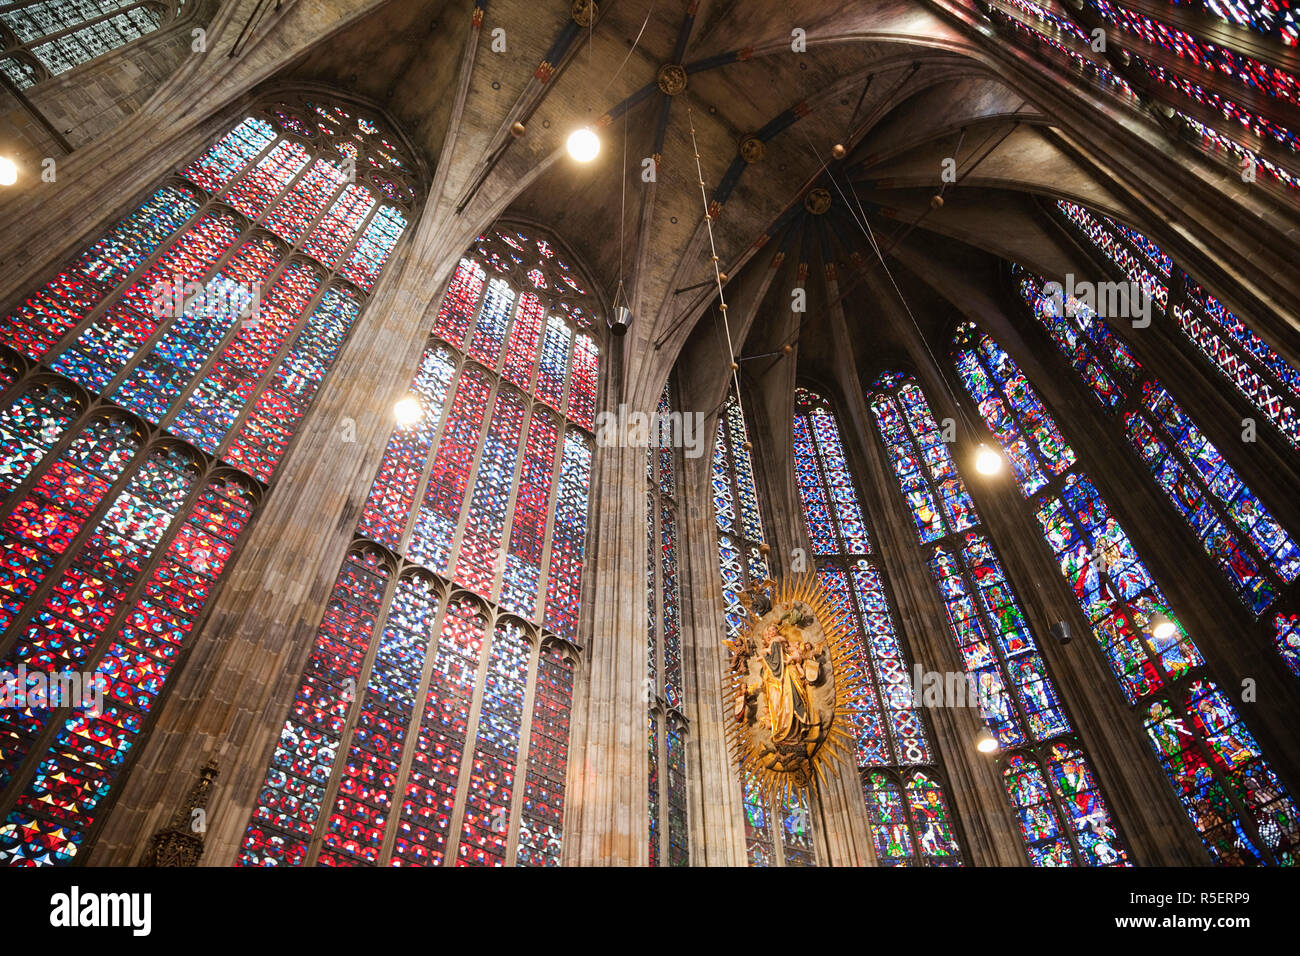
xmin=0 ymin=94 xmax=417 ymax=866
xmin=711 ymin=389 xmax=815 ymax=866
xmin=984 ymin=2 xmax=1300 ymax=190
xmin=952 ymin=320 xmax=1300 ymax=865
xmin=238 ymin=225 xmax=599 ymax=867
xmin=868 ymin=372 xmax=1130 ymax=866
xmin=1016 ymin=260 xmax=1300 ymax=678
xmin=0 ymin=0 xmax=190 ymax=90
xmin=646 ymin=381 xmax=688 ymax=866
xmin=792 ymin=385 xmax=965 ymax=865
xmin=1053 ymin=200 xmax=1300 ymax=451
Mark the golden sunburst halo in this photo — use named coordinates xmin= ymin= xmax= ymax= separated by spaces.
xmin=722 ymin=571 xmax=867 ymax=810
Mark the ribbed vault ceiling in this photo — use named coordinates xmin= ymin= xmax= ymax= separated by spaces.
xmin=267 ymin=0 xmax=1291 ymax=404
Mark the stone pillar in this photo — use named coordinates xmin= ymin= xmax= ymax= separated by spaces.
xmin=678 ymin=439 xmax=750 ymax=866
xmin=565 ymin=433 xmax=650 ymax=865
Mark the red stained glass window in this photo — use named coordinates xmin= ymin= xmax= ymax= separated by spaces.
xmin=0 ymin=95 xmax=417 ymax=866
xmin=240 ymin=225 xmax=600 ymax=866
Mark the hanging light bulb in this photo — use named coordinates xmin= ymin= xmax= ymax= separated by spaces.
xmin=0 ymin=156 xmax=17 ymax=186
xmin=1149 ymin=612 xmax=1176 ymax=640
xmin=974 ymin=442 xmax=1002 ymax=475
xmin=566 ymin=127 xmax=600 ymax=162
xmin=976 ymin=727 xmax=999 ymax=754
xmin=393 ymin=396 xmax=423 ymax=427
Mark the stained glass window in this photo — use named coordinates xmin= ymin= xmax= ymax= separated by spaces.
xmin=1054 ymin=200 xmax=1300 ymax=450
xmin=793 ymin=386 xmax=964 ymax=865
xmin=984 ymin=1 xmax=1136 ymax=97
xmin=1082 ymin=2 xmax=1300 ymax=153
xmin=516 ymin=642 xmax=574 ymax=867
xmin=240 ymin=225 xmax=600 ymax=866
xmin=1166 ymin=0 xmax=1298 ymax=47
xmin=646 ymin=380 xmax=688 ymax=866
xmin=984 ymin=0 xmax=1300 ymax=189
xmin=1178 ymin=273 xmax=1300 ymax=449
xmin=906 ymin=771 xmax=965 ymax=862
xmin=0 ymin=94 xmax=415 ymax=867
xmin=869 ymin=372 xmax=1130 ymax=866
xmin=1016 ymin=250 xmax=1300 ymax=670
xmin=711 ymin=388 xmax=808 ymax=866
xmin=953 ymin=322 xmax=1300 ymax=864
xmin=0 ymin=0 xmax=187 ymax=91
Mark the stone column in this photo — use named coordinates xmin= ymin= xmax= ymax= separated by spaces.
xmin=677 ymin=437 xmax=750 ymax=866
xmin=564 ymin=431 xmax=651 ymax=865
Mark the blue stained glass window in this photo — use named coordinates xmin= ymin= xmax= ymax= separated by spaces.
xmin=953 ymin=320 xmax=1300 ymax=864
xmin=870 ymin=371 xmax=1128 ymax=866
xmin=870 ymin=381 xmax=978 ymax=542
xmin=794 ymin=386 xmax=962 ymax=865
xmin=1052 ymin=202 xmax=1300 ymax=448
xmin=1014 ymin=261 xmax=1299 ymax=635
xmin=712 ymin=389 xmax=798 ymax=866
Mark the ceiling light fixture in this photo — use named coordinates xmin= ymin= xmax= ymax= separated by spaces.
xmin=566 ymin=127 xmax=600 ymax=162
xmin=974 ymin=442 xmax=1002 ymax=475
xmin=393 ymin=396 xmax=423 ymax=427
xmin=0 ymin=156 xmax=17 ymax=186
xmin=976 ymin=727 xmax=999 ymax=754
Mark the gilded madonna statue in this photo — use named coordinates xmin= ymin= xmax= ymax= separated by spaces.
xmin=724 ymin=575 xmax=862 ymax=799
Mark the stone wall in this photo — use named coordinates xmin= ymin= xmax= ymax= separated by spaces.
xmin=0 ymin=0 xmax=219 ymax=175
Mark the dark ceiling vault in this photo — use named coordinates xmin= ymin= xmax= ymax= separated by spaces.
xmin=2 ymin=0 xmax=1297 ymax=409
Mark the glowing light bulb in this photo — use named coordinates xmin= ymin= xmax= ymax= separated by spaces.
xmin=1150 ymin=613 xmax=1176 ymax=640
xmin=974 ymin=443 xmax=1002 ymax=475
xmin=393 ymin=396 xmax=422 ymax=427
xmin=566 ymin=127 xmax=600 ymax=162
xmin=976 ymin=727 xmax=999 ymax=754
xmin=0 ymin=157 xmax=17 ymax=186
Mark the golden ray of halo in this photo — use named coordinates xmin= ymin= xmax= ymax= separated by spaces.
xmin=722 ymin=571 xmax=870 ymax=805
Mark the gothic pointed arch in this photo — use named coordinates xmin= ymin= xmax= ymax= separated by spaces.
xmin=0 ymin=88 xmax=421 ymax=865
xmin=238 ymin=220 xmax=604 ymax=867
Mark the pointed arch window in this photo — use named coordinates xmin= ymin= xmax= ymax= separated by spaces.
xmin=1014 ymin=263 xmax=1300 ymax=676
xmin=0 ymin=95 xmax=417 ymax=866
xmin=646 ymin=379 xmax=688 ymax=866
xmin=1053 ymin=200 xmax=1300 ymax=450
xmin=985 ymin=2 xmax=1300 ymax=189
xmin=792 ymin=386 xmax=965 ymax=865
xmin=868 ymin=372 xmax=1130 ymax=866
xmin=952 ymin=320 xmax=1300 ymax=865
xmin=0 ymin=0 xmax=191 ymax=90
xmin=710 ymin=389 xmax=815 ymax=866
xmin=239 ymin=224 xmax=599 ymax=866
